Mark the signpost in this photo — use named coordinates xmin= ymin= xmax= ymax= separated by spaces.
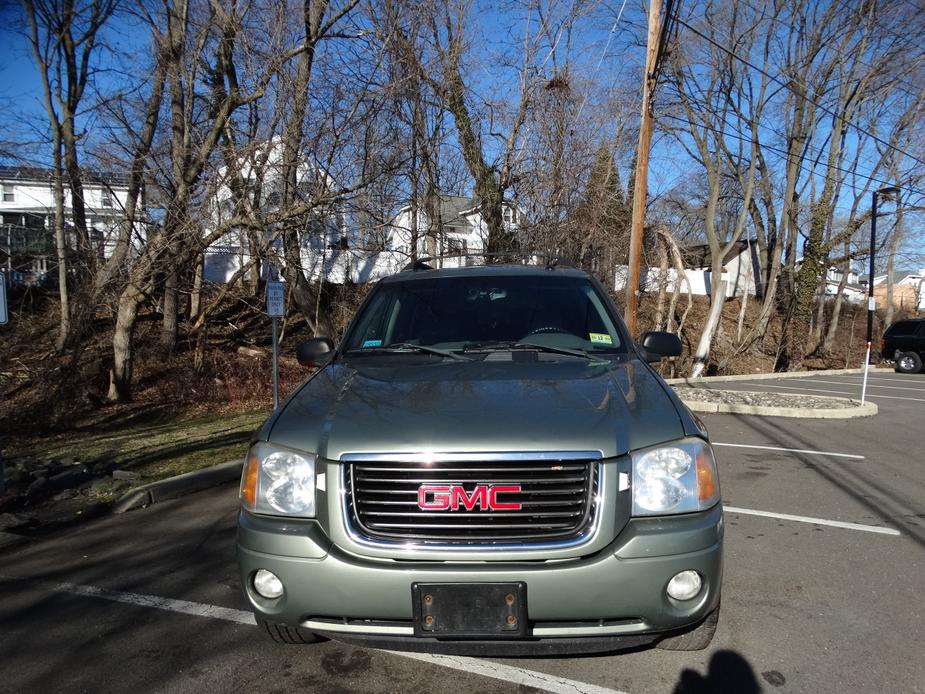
xmin=0 ymin=272 xmax=7 ymax=326
xmin=0 ymin=273 xmax=6 ymax=492
xmin=266 ymin=281 xmax=285 ymax=409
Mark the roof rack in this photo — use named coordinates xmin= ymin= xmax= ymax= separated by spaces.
xmin=399 ymin=251 xmax=578 ymax=272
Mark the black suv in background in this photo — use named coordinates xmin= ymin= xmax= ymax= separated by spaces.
xmin=882 ymin=318 xmax=925 ymax=373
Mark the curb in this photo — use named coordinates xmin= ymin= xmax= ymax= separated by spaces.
xmin=113 ymin=460 xmax=243 ymax=514
xmin=677 ymin=396 xmax=878 ymax=419
xmin=665 ymin=367 xmax=889 ymax=385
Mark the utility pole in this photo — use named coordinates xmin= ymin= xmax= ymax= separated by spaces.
xmin=625 ymin=0 xmax=664 ymax=337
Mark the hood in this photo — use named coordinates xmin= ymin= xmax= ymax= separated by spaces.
xmin=267 ymin=356 xmax=685 ymax=461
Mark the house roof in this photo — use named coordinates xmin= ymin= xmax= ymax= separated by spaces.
xmin=874 ymin=270 xmax=921 ymax=285
xmin=0 ymin=165 xmax=130 ymax=187
xmin=399 ymin=195 xmax=517 ymax=226
xmin=680 ymin=240 xmax=753 ymax=268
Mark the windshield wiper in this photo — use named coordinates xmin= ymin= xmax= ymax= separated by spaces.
xmin=515 ymin=342 xmax=608 ymax=361
xmin=354 ymin=343 xmax=471 ymax=361
xmin=463 ymin=341 xmax=608 ymax=362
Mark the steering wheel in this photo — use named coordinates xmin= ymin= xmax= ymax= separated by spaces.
xmin=527 ymin=326 xmax=564 ymax=335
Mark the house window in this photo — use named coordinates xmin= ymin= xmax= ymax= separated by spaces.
xmin=2 ymin=184 xmax=13 ymax=202
xmin=503 ymin=208 xmax=511 ymax=223
xmin=100 ymin=189 xmax=113 ymax=207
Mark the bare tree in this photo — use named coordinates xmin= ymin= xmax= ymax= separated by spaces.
xmin=22 ymin=0 xmax=116 ymax=348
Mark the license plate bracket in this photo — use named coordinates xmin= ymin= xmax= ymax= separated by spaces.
xmin=412 ymin=582 xmax=527 ymax=638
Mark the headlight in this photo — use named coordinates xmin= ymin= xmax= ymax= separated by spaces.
xmin=631 ymin=438 xmax=719 ymax=516
xmin=240 ymin=442 xmax=316 ymax=517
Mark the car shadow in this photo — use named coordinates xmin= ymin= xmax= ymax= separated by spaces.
xmin=673 ymin=649 xmax=764 ymax=693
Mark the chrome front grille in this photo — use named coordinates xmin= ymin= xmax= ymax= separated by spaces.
xmin=344 ymin=454 xmax=600 ymax=544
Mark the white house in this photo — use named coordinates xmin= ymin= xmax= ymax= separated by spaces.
xmin=820 ymin=266 xmax=866 ymax=304
xmin=204 ymin=169 xmax=524 ymax=284
xmin=0 ymin=165 xmax=132 ymax=284
xmin=615 ymin=239 xmax=761 ymax=298
xmin=204 ymin=139 xmax=353 ymax=284
xmin=873 ymin=269 xmax=925 ymax=311
xmin=388 ymin=195 xmax=522 ymax=267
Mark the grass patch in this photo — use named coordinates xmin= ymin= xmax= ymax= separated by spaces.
xmin=6 ymin=407 xmax=271 ymax=484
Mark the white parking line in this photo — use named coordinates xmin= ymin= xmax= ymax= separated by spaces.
xmin=713 ymin=442 xmax=864 ymax=460
xmin=756 ymin=383 xmax=925 ymax=403
xmin=397 ymin=652 xmax=629 ymax=694
xmin=0 ymin=576 xmax=629 ymax=694
xmin=802 ymin=378 xmax=925 ymax=393
xmin=833 ymin=374 xmax=924 ymax=384
xmin=724 ymin=506 xmax=901 ymax=536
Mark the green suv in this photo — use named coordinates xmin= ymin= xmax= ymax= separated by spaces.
xmin=237 ymin=263 xmax=723 ymax=654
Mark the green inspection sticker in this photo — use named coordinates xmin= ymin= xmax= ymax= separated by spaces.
xmin=589 ymin=333 xmax=613 ymax=345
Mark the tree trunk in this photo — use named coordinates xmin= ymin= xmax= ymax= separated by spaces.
xmin=189 ymin=254 xmax=203 ymax=320
xmin=884 ymin=205 xmax=904 ymax=327
xmin=161 ymin=271 xmax=178 ymax=354
xmin=108 ymin=286 xmax=143 ymax=402
xmin=653 ymin=233 xmax=669 ymax=331
xmin=51 ymin=139 xmax=70 ymax=352
xmin=691 ymin=271 xmax=728 ymax=378
xmin=822 ymin=251 xmax=851 ymax=352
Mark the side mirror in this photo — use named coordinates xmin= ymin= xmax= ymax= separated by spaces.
xmin=296 ymin=337 xmax=334 ymax=367
xmin=639 ymin=331 xmax=682 ymax=363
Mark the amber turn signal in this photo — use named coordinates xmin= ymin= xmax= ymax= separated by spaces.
xmin=240 ymin=451 xmax=259 ymax=509
xmin=696 ymin=451 xmax=718 ymax=503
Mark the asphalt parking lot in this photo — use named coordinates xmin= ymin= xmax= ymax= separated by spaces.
xmin=1 ymin=369 xmax=923 ymax=694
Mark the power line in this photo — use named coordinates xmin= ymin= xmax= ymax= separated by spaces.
xmin=673 ymin=15 xmax=925 ymax=171
xmin=659 ymin=111 xmax=925 ymax=198
xmin=747 ymin=0 xmax=925 ymax=102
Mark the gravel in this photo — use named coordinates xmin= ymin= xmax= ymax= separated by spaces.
xmin=672 ymin=386 xmax=859 ymax=409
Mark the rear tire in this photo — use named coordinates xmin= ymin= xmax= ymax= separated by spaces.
xmin=895 ymin=352 xmax=923 ymax=374
xmin=257 ymin=618 xmax=325 ymax=644
xmin=656 ymin=603 xmax=720 ymax=651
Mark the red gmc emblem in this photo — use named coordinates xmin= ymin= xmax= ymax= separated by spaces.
xmin=417 ymin=484 xmax=523 ymax=511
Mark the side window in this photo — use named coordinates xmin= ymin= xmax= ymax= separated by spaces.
xmin=915 ymin=322 xmax=925 ymax=337
xmin=888 ymin=321 xmax=916 ymax=336
xmin=348 ymin=292 xmax=393 ymax=347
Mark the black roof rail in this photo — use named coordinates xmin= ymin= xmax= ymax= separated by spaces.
xmin=400 ymin=259 xmax=435 ymax=271
xmin=398 ymin=251 xmax=579 ymax=271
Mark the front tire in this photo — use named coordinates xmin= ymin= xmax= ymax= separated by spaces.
xmin=656 ymin=603 xmax=720 ymax=651
xmin=895 ymin=351 xmax=923 ymax=374
xmin=257 ymin=618 xmax=325 ymax=644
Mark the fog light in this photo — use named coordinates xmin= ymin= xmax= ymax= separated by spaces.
xmin=667 ymin=570 xmax=702 ymax=601
xmin=253 ymin=569 xmax=284 ymax=599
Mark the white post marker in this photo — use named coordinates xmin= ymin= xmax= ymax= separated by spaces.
xmin=0 ymin=272 xmax=7 ymax=326
xmin=266 ymin=281 xmax=285 ymax=409
xmin=861 ymin=296 xmax=875 ymax=405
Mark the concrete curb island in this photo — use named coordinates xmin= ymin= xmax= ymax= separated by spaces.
xmin=664 ymin=366 xmax=886 ymax=385
xmin=667 ymin=366 xmax=882 ymax=419
xmin=111 ymin=368 xmax=888 ymax=513
xmin=678 ymin=397 xmax=878 ymax=419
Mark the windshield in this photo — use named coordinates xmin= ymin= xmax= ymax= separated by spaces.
xmin=343 ymin=274 xmax=625 ymax=354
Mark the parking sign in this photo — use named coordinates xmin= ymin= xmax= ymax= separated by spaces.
xmin=0 ymin=272 xmax=7 ymax=326
xmin=266 ymin=281 xmax=285 ymax=317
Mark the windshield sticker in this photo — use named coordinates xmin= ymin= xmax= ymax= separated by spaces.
xmin=362 ymin=339 xmax=383 ymax=348
xmin=589 ymin=333 xmax=613 ymax=345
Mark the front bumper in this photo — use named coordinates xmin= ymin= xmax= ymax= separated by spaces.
xmin=237 ymin=504 xmax=723 ymax=651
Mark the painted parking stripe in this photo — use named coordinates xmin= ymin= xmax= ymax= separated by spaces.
xmin=755 ymin=383 xmax=925 ymax=403
xmin=831 ymin=374 xmax=925 ymax=384
xmin=7 ymin=578 xmax=259 ymax=624
xmin=713 ymin=442 xmax=864 ymax=460
xmin=802 ymin=378 xmax=925 ymax=393
xmin=0 ymin=576 xmax=630 ymax=694
xmin=724 ymin=506 xmax=901 ymax=536
xmin=397 ymin=652 xmax=629 ymax=694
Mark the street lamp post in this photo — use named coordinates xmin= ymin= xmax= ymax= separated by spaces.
xmin=862 ymin=185 xmax=900 ymax=405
